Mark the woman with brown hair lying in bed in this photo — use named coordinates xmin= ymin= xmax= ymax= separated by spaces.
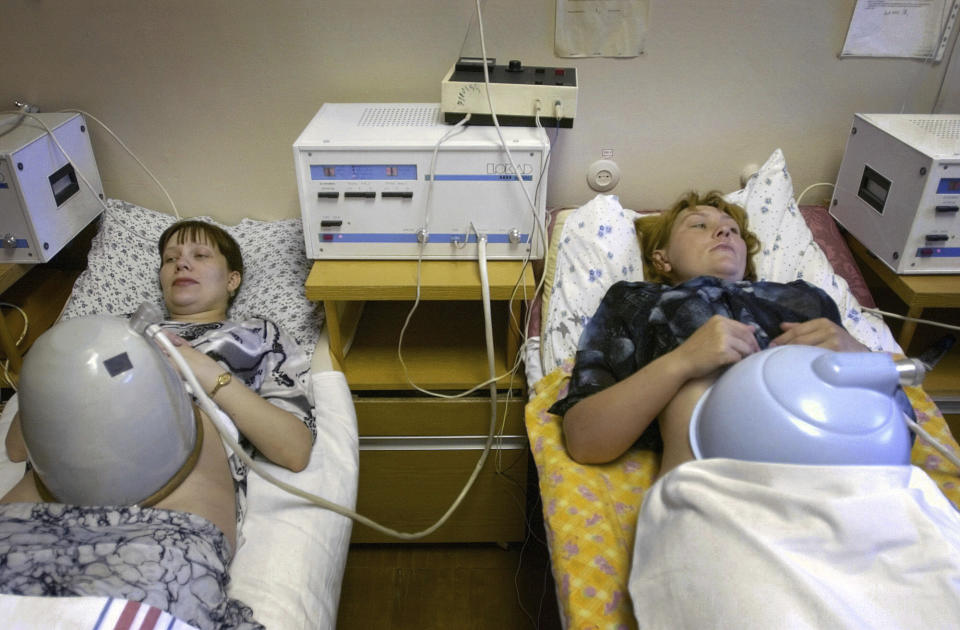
xmin=0 ymin=220 xmax=316 ymax=629
xmin=549 ymin=190 xmax=877 ymax=478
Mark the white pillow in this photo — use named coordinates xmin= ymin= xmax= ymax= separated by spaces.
xmin=538 ymin=151 xmax=899 ymax=372
xmin=726 ymin=150 xmax=898 ymax=353
xmin=62 ymin=199 xmax=324 ymax=355
xmin=540 ymin=194 xmax=643 ymax=372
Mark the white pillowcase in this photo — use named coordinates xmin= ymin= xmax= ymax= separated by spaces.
xmin=538 ymin=150 xmax=899 ymax=374
xmin=62 ymin=199 xmax=324 ymax=356
xmin=540 ymin=194 xmax=643 ymax=372
xmin=726 ymin=150 xmax=898 ymax=354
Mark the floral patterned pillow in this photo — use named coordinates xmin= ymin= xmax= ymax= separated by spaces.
xmin=62 ymin=200 xmax=323 ymax=356
xmin=540 ymin=195 xmax=643 ymax=372
xmin=726 ymin=150 xmax=897 ymax=353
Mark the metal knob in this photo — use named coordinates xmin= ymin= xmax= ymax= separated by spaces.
xmin=2 ymin=234 xmax=17 ymax=249
xmin=416 ymin=228 xmax=429 ymax=244
xmin=508 ymin=228 xmax=521 ymax=244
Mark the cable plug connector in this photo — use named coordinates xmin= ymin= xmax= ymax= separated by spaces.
xmin=13 ymin=100 xmax=39 ymax=113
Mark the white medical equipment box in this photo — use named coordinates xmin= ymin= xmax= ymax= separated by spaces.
xmin=0 ymin=112 xmax=104 ymax=263
xmin=293 ymin=103 xmax=549 ymax=260
xmin=830 ymin=113 xmax=960 ymax=274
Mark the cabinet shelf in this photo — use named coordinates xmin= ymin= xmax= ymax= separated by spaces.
xmin=343 ymin=300 xmax=518 ymax=391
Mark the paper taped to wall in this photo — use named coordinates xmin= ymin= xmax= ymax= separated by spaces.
xmin=841 ymin=0 xmax=959 ymax=60
xmin=555 ymin=0 xmax=649 ymax=58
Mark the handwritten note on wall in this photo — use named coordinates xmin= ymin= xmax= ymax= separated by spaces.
xmin=841 ymin=0 xmax=959 ymax=60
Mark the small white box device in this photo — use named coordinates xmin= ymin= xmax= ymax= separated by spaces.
xmin=830 ymin=113 xmax=960 ymax=274
xmin=440 ymin=57 xmax=577 ymax=128
xmin=293 ymin=103 xmax=549 ymax=260
xmin=0 ymin=112 xmax=104 ymax=263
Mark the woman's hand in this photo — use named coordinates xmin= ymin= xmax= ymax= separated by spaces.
xmin=672 ymin=314 xmax=761 ymax=380
xmin=770 ymin=318 xmax=868 ymax=352
xmin=160 ymin=331 xmax=225 ymax=395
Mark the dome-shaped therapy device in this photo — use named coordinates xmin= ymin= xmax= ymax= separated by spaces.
xmin=18 ymin=304 xmax=199 ymax=506
xmin=689 ymin=346 xmax=912 ymax=466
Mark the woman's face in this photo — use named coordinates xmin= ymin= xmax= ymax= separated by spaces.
xmin=159 ymin=232 xmax=240 ymax=320
xmin=653 ymin=205 xmax=748 ymax=283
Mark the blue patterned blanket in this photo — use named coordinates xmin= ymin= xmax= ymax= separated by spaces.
xmin=0 ymin=503 xmax=263 ymax=630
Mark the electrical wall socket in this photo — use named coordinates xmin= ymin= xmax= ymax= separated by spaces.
xmin=587 ymin=159 xmax=620 ymax=192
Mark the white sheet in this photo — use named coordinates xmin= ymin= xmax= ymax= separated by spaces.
xmin=629 ymin=459 xmax=960 ymax=629
xmin=0 ymin=366 xmax=358 ymax=630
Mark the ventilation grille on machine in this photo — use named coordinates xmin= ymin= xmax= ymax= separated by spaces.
xmin=357 ymin=105 xmax=441 ymax=127
xmin=909 ymin=116 xmax=960 ymax=141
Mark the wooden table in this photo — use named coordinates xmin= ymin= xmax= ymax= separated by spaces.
xmin=304 ymin=259 xmax=535 ymax=543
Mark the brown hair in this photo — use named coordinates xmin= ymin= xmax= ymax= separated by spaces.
xmin=158 ymin=220 xmax=244 ymax=305
xmin=635 ymin=190 xmax=760 ymax=284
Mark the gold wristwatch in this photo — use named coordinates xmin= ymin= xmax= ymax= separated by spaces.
xmin=210 ymin=371 xmax=232 ymax=397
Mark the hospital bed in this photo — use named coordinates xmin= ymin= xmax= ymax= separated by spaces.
xmin=0 ymin=199 xmax=359 ymax=629
xmin=523 ymin=150 xmax=960 ymax=629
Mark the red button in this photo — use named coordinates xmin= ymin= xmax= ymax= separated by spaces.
xmin=555 ymin=68 xmax=565 ymax=76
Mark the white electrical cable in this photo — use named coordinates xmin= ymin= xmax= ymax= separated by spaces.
xmin=475 ymin=0 xmax=547 ymax=262
xmin=421 ymin=113 xmax=472 ymax=238
xmin=904 ymin=412 xmax=960 ymax=469
xmin=60 ymin=108 xmax=181 ymax=220
xmin=795 ymin=182 xmax=835 ymax=207
xmin=150 ymin=316 xmax=499 ymax=541
xmin=863 ymin=307 xmax=960 ymax=334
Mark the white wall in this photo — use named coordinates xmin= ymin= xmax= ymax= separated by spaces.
xmin=1 ymin=0 xmax=956 ymax=222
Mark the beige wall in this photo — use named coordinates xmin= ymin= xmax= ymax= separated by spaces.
xmin=2 ymin=0 xmax=957 ymax=223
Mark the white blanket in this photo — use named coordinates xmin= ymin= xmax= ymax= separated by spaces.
xmin=629 ymin=459 xmax=960 ymax=629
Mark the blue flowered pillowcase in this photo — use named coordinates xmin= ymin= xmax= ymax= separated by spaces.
xmin=540 ymin=194 xmax=643 ymax=372
xmin=726 ymin=149 xmax=898 ymax=353
xmin=61 ymin=199 xmax=324 ymax=356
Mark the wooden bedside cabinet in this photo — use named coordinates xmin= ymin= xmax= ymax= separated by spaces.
xmin=305 ymin=260 xmax=534 ymax=543
xmin=844 ymin=234 xmax=960 ymax=434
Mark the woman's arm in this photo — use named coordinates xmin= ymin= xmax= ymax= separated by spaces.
xmin=563 ymin=315 xmax=760 ymax=464
xmin=163 ymin=333 xmax=313 ymax=471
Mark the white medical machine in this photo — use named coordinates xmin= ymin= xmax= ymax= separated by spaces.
xmin=0 ymin=112 xmax=104 ymax=263
xmin=292 ymin=103 xmax=549 ymax=260
xmin=830 ymin=114 xmax=960 ymax=274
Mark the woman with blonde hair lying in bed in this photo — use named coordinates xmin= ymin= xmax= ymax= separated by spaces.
xmin=0 ymin=220 xmax=316 ymax=629
xmin=548 ymin=190 xmax=907 ymax=477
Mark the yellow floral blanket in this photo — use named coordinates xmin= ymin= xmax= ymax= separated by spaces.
xmin=525 ymin=360 xmax=960 ymax=630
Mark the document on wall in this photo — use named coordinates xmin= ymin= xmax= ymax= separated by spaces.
xmin=555 ymin=0 xmax=649 ymax=58
xmin=841 ymin=0 xmax=960 ymax=60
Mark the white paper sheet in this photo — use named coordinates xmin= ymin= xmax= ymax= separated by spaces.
xmin=841 ymin=0 xmax=959 ymax=60
xmin=555 ymin=0 xmax=648 ymax=58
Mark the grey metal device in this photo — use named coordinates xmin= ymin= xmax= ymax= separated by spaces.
xmin=0 ymin=112 xmax=104 ymax=263
xmin=829 ymin=114 xmax=960 ymax=274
